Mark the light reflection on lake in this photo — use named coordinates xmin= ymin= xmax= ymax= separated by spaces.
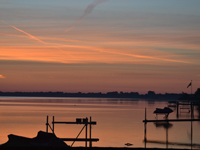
xmin=0 ymin=97 xmax=200 ymax=149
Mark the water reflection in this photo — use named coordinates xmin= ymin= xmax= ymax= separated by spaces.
xmin=154 ymin=122 xmax=173 ymax=129
xmin=1 ymin=97 xmax=200 ymax=149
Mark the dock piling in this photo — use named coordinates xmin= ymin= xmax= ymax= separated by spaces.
xmin=144 ymin=107 xmax=147 ymax=148
xmin=90 ymin=116 xmax=92 ymax=147
xmin=85 ymin=117 xmax=88 ymax=147
xmin=176 ymin=102 xmax=179 ymax=118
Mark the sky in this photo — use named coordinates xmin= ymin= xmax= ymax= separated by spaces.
xmin=0 ymin=0 xmax=200 ymax=94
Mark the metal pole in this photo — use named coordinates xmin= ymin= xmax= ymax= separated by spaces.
xmin=46 ymin=116 xmax=48 ymax=133
xmin=71 ymin=125 xmax=86 ymax=147
xmin=191 ymin=80 xmax=192 ymax=95
xmin=191 ymin=102 xmax=194 ymax=119
xmin=90 ymin=116 xmax=92 ymax=147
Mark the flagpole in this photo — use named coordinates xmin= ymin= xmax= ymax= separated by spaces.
xmin=191 ymin=80 xmax=192 ymax=95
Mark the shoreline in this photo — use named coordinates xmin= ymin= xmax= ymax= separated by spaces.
xmin=0 ymin=147 xmax=191 ymax=150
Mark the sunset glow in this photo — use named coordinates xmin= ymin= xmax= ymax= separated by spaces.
xmin=0 ymin=0 xmax=200 ymax=94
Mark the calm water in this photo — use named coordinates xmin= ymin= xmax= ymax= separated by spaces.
xmin=0 ymin=97 xmax=200 ymax=149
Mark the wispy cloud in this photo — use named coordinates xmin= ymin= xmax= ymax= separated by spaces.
xmin=65 ymin=0 xmax=109 ymax=32
xmin=0 ymin=75 xmax=6 ymax=79
xmin=1 ymin=20 xmax=191 ymax=65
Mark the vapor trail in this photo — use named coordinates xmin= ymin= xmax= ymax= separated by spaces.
xmin=1 ymin=20 xmax=74 ymax=60
xmin=1 ymin=20 xmax=47 ymax=44
xmin=65 ymin=0 xmax=109 ymax=32
xmin=58 ymin=44 xmax=191 ymax=64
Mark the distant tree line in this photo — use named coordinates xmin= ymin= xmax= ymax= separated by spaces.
xmin=0 ymin=90 xmax=193 ymax=100
xmin=178 ymin=88 xmax=200 ymax=101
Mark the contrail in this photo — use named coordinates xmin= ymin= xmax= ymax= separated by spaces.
xmin=1 ymin=20 xmax=47 ymax=44
xmin=65 ymin=0 xmax=109 ymax=32
xmin=1 ymin=20 xmax=74 ymax=59
xmin=58 ymin=44 xmax=191 ymax=64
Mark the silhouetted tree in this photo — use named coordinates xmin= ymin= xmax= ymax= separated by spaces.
xmin=178 ymin=92 xmax=191 ymax=100
xmin=148 ymin=91 xmax=156 ymax=96
xmin=194 ymin=88 xmax=200 ymax=100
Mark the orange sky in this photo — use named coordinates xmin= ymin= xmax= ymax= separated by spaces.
xmin=0 ymin=0 xmax=200 ymax=94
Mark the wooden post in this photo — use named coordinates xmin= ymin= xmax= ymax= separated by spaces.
xmin=53 ymin=116 xmax=55 ymax=134
xmin=85 ymin=117 xmax=88 ymax=147
xmin=89 ymin=116 xmax=92 ymax=147
xmin=46 ymin=116 xmax=48 ymax=133
xmin=144 ymin=108 xmax=147 ymax=148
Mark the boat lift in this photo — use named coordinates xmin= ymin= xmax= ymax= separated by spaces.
xmin=143 ymin=106 xmax=200 ymax=149
xmin=46 ymin=116 xmax=99 ymax=147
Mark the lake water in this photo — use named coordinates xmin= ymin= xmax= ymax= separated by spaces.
xmin=0 ymin=97 xmax=200 ymax=149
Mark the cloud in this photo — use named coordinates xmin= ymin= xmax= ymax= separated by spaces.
xmin=1 ymin=20 xmax=191 ymax=65
xmin=0 ymin=75 xmax=6 ymax=79
xmin=65 ymin=0 xmax=109 ymax=32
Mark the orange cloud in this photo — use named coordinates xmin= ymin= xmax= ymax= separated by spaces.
xmin=0 ymin=75 xmax=5 ymax=79
xmin=1 ymin=21 xmax=75 ymax=59
xmin=0 ymin=21 xmax=192 ymax=65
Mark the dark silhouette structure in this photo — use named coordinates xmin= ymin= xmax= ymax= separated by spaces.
xmin=0 ymin=131 xmax=69 ymax=149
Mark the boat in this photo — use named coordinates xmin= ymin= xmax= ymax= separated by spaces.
xmin=154 ymin=107 xmax=173 ymax=119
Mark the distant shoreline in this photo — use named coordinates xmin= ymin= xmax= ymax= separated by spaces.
xmin=0 ymin=91 xmax=184 ymax=100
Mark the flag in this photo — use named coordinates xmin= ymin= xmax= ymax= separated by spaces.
xmin=187 ymin=82 xmax=192 ymax=88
